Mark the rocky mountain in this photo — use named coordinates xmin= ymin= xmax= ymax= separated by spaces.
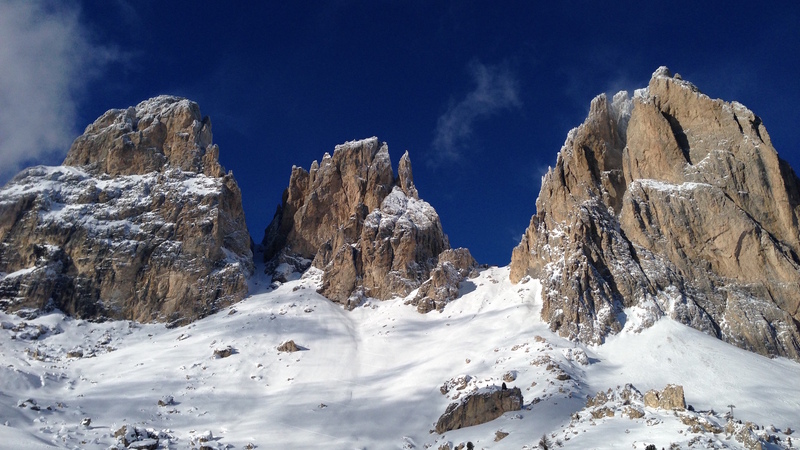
xmin=0 ymin=96 xmax=253 ymax=325
xmin=262 ymin=137 xmax=475 ymax=309
xmin=1 ymin=82 xmax=800 ymax=450
xmin=511 ymin=67 xmax=800 ymax=360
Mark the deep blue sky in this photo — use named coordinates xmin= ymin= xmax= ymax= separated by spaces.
xmin=3 ymin=1 xmax=799 ymax=266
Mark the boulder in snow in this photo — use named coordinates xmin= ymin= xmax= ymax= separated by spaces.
xmin=435 ymin=385 xmax=523 ymax=434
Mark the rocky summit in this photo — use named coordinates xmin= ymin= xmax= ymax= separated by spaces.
xmin=511 ymin=67 xmax=800 ymax=360
xmin=262 ymin=137 xmax=473 ymax=309
xmin=0 ymin=96 xmax=253 ymax=325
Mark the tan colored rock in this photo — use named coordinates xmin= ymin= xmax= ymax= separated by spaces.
xmin=410 ymin=248 xmax=477 ymax=313
xmin=435 ymin=386 xmax=523 ymax=434
xmin=0 ymin=96 xmax=253 ymax=325
xmin=644 ymin=384 xmax=685 ymax=410
xmin=510 ymin=67 xmax=800 ymax=360
xmin=262 ymin=137 xmax=451 ymax=307
xmin=590 ymin=407 xmax=614 ymax=419
xmin=659 ymin=384 xmax=686 ymax=410
xmin=680 ymin=413 xmax=723 ymax=434
xmin=440 ymin=374 xmax=472 ymax=395
xmin=622 ymin=406 xmax=645 ymax=419
xmin=643 ymin=390 xmax=660 ymax=409
xmin=580 ymin=384 xmax=648 ymax=421
xmin=64 ymin=96 xmax=225 ymax=178
xmin=587 ymin=384 xmax=642 ymax=408
xmin=277 ymin=340 xmax=300 ymax=353
xmin=509 ymin=91 xmax=640 ymax=344
xmin=733 ymin=422 xmax=766 ymax=450
xmin=397 ymin=150 xmax=419 ymax=200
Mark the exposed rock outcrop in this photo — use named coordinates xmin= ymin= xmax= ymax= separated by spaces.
xmin=584 ymin=384 xmax=646 ymax=421
xmin=510 ymin=67 xmax=800 ymax=360
xmin=643 ymin=384 xmax=686 ymax=410
xmin=262 ymin=137 xmax=456 ymax=308
xmin=409 ymin=248 xmax=478 ymax=313
xmin=64 ymin=96 xmax=225 ymax=178
xmin=0 ymin=96 xmax=253 ymax=325
xmin=277 ymin=340 xmax=300 ymax=352
xmin=435 ymin=386 xmax=523 ymax=434
xmin=213 ymin=346 xmax=235 ymax=359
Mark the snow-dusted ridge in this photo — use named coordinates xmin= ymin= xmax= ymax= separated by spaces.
xmin=0 ymin=165 xmax=250 ymax=279
xmin=0 ymin=152 xmax=253 ymax=329
xmin=1 ymin=266 xmax=798 ymax=449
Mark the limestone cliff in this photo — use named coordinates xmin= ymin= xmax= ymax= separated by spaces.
xmin=263 ymin=137 xmax=469 ymax=308
xmin=511 ymin=67 xmax=800 ymax=360
xmin=0 ymin=96 xmax=253 ymax=325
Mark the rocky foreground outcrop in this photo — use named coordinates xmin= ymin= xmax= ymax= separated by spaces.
xmin=0 ymin=96 xmax=253 ymax=325
xmin=511 ymin=67 xmax=800 ymax=360
xmin=435 ymin=386 xmax=523 ymax=434
xmin=263 ymin=137 xmax=474 ymax=309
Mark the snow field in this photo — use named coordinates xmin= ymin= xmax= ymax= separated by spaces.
xmin=0 ymin=265 xmax=798 ymax=449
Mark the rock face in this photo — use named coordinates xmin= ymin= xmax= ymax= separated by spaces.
xmin=643 ymin=384 xmax=686 ymax=410
xmin=435 ymin=386 xmax=523 ymax=434
xmin=409 ymin=248 xmax=478 ymax=313
xmin=0 ymin=96 xmax=253 ymax=325
xmin=262 ymin=137 xmax=455 ymax=308
xmin=511 ymin=67 xmax=800 ymax=360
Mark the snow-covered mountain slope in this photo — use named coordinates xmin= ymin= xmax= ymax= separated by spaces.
xmin=1 ymin=266 xmax=798 ymax=449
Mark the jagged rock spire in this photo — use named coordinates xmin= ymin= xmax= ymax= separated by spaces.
xmin=511 ymin=67 xmax=800 ymax=360
xmin=397 ymin=150 xmax=419 ymax=199
xmin=262 ymin=137 xmax=458 ymax=308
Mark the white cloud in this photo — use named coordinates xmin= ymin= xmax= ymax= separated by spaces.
xmin=432 ymin=61 xmax=521 ymax=163
xmin=0 ymin=1 xmax=115 ymax=181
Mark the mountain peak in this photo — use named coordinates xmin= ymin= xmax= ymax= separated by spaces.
xmin=63 ymin=96 xmax=225 ymax=178
xmin=262 ymin=137 xmax=461 ymax=308
xmin=511 ymin=67 xmax=800 ymax=360
xmin=0 ymin=97 xmax=252 ymax=325
xmin=652 ymin=65 xmax=672 ymax=79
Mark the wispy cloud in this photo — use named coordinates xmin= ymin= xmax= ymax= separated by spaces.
xmin=431 ymin=61 xmax=521 ymax=163
xmin=0 ymin=1 xmax=117 ymax=181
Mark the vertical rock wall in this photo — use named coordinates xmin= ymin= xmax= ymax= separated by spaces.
xmin=511 ymin=68 xmax=800 ymax=360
